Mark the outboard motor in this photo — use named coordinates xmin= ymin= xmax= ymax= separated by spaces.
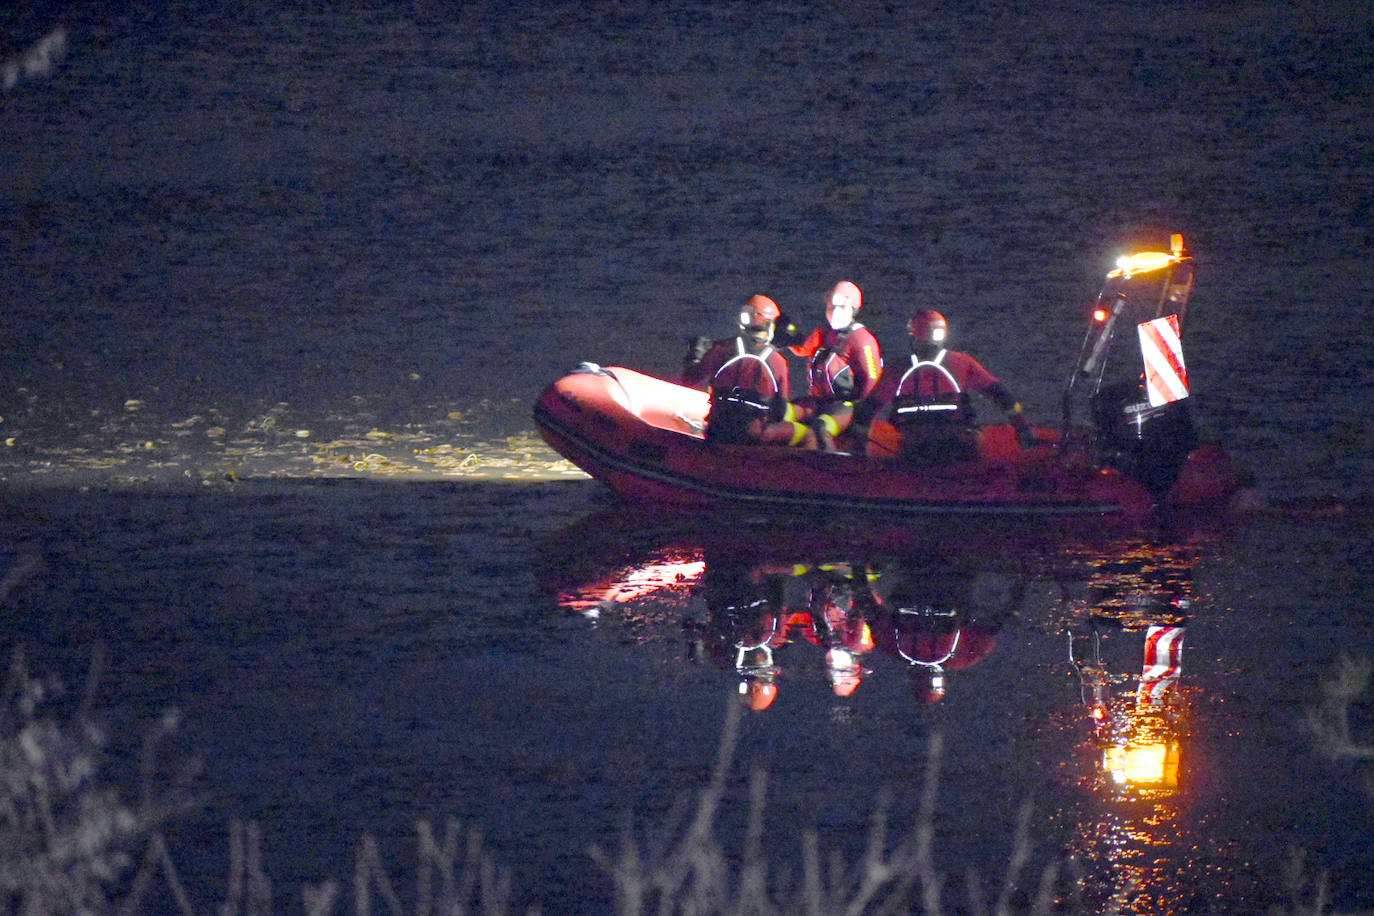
xmin=1091 ymin=383 xmax=1198 ymax=497
xmin=1063 ymin=235 xmax=1198 ymax=497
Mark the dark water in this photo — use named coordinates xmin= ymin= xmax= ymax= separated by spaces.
xmin=3 ymin=1 xmax=1374 ymax=912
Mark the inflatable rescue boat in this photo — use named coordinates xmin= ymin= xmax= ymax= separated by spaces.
xmin=533 ymin=236 xmax=1250 ymax=522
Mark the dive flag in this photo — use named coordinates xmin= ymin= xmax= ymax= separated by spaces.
xmin=1139 ymin=315 xmax=1189 ymax=406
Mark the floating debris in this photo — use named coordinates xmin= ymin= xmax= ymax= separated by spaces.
xmin=0 ymin=399 xmax=589 ymax=484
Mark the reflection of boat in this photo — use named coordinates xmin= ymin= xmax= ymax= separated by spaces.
xmin=533 ymin=237 xmax=1251 ymax=522
xmin=1056 ymin=545 xmax=1203 ymax=911
xmin=541 ymin=505 xmax=1068 ymax=615
xmin=542 ymin=510 xmax=1035 ymax=710
xmin=1072 ymin=622 xmax=1189 ymax=794
xmin=1066 ymin=545 xmax=1197 ymax=796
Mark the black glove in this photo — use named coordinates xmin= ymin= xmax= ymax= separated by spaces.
xmin=808 ymin=414 xmax=837 ymax=451
xmin=768 ymin=393 xmax=789 ymax=422
xmin=772 ymin=312 xmax=801 ymax=347
xmin=685 ymin=336 xmax=713 ymax=363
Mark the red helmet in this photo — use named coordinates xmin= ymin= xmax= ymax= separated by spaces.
xmin=741 ymin=679 xmax=778 ymax=711
xmin=742 ymin=294 xmax=781 ymax=323
xmin=826 ymin=281 xmax=862 ymax=330
xmin=828 ymin=281 xmax=862 ymax=311
xmin=907 ymin=310 xmax=948 ymax=345
xmin=912 ymin=669 xmax=947 ymax=705
xmin=739 ymin=294 xmax=780 ymax=344
xmin=826 ymin=648 xmax=863 ymax=697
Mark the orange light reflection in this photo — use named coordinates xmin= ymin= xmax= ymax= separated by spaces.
xmin=1102 ymin=740 xmax=1181 ymax=789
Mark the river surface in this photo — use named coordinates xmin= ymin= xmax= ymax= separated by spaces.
xmin=2 ymin=1 xmax=1373 ymax=913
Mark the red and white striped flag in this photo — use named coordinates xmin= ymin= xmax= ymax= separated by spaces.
xmin=1138 ymin=314 xmax=1189 ymax=406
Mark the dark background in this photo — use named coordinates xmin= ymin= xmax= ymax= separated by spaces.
xmin=3 ymin=1 xmax=1373 ymax=912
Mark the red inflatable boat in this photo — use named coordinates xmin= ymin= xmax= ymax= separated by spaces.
xmin=533 ymin=236 xmax=1250 ymax=522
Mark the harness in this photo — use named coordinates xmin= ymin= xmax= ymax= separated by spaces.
xmin=895 ymin=605 xmax=962 ymax=672
xmin=706 ymin=340 xmax=780 ymax=443
xmin=892 ymin=350 xmax=970 ymax=426
xmin=809 ymin=328 xmax=858 ymax=399
xmin=711 ymin=339 xmax=781 ymax=398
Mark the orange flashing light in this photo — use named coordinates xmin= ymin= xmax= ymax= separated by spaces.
xmin=1108 ymin=250 xmax=1178 ymax=279
xmin=1093 ymin=308 xmax=1109 ymax=323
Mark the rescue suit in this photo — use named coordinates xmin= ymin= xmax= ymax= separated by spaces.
xmin=684 ymin=337 xmax=790 ymax=444
xmin=696 ymin=559 xmax=878 ymax=707
xmin=869 ymin=562 xmax=1002 ymax=705
xmin=871 ymin=347 xmax=1029 ymax=463
xmin=762 ymin=323 xmax=882 ymax=448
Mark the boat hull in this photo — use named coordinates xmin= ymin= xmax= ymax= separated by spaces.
xmin=534 ymin=367 xmax=1158 ymax=520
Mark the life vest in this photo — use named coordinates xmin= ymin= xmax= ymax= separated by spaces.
xmin=706 ymin=340 xmax=780 ymax=443
xmin=891 ymin=350 xmax=971 ymax=426
xmin=808 ymin=329 xmax=857 ymax=399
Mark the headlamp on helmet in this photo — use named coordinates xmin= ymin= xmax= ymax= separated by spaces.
xmin=907 ymin=310 xmax=949 ymax=346
xmin=740 ymin=294 xmax=780 ymax=344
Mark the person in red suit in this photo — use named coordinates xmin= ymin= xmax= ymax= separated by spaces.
xmin=756 ymin=280 xmax=882 ymax=450
xmin=864 ymin=309 xmax=1039 ymax=463
xmin=682 ymin=294 xmax=791 ymax=444
xmin=868 ymin=559 xmax=1005 ymax=705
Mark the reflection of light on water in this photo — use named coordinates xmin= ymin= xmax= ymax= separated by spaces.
xmin=1072 ymin=796 xmax=1193 ymax=915
xmin=557 ymin=554 xmax=706 ymax=614
xmin=1057 ymin=538 xmax=1205 ymax=913
xmin=1103 ymin=739 xmax=1181 ymax=789
xmin=1100 ymin=694 xmax=1186 ymax=797
xmin=1067 ymin=683 xmax=1200 ymax=913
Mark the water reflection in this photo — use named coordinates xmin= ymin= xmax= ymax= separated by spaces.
xmin=1071 ymin=622 xmax=1187 ymax=794
xmin=548 ymin=515 xmax=1028 ymax=710
xmin=1059 ymin=543 xmax=1207 ymax=914
xmin=689 ymin=558 xmax=881 ymax=709
xmin=545 ymin=509 xmax=1091 ymax=709
xmin=870 ymin=557 xmax=1011 ymax=706
xmin=542 ymin=508 xmax=1228 ymax=911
